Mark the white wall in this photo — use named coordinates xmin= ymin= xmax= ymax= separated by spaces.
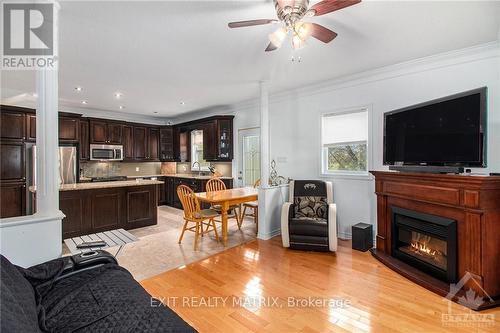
xmin=268 ymin=42 xmax=499 ymax=239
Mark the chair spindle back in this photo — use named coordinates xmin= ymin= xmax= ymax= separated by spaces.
xmin=177 ymin=185 xmax=200 ymax=219
xmin=206 ymin=178 xmax=227 ymax=193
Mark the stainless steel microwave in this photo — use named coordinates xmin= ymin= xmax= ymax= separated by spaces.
xmin=90 ymin=144 xmax=123 ymax=161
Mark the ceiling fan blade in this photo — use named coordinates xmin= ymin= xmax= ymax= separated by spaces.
xmin=265 ymin=42 xmax=279 ymax=52
xmin=228 ymin=19 xmax=278 ymax=28
xmin=310 ymin=0 xmax=361 ymax=17
xmin=307 ymin=23 xmax=338 ymax=43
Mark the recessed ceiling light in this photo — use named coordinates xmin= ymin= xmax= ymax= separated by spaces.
xmin=75 ymin=86 xmax=83 ymax=92
xmin=180 ymin=101 xmax=185 ymax=106
xmin=114 ymin=92 xmax=123 ymax=99
xmin=81 ymin=100 xmax=88 ymax=104
xmin=119 ymin=105 xmax=125 ymax=110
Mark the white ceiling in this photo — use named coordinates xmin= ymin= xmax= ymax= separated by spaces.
xmin=2 ymin=0 xmax=500 ymax=119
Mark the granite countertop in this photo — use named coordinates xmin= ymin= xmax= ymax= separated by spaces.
xmin=29 ymin=179 xmax=164 ymax=192
xmin=126 ymin=174 xmax=234 ymax=180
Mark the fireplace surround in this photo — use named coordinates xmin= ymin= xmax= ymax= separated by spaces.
xmin=370 ymin=171 xmax=500 ymax=310
xmin=391 ymin=207 xmax=457 ymax=283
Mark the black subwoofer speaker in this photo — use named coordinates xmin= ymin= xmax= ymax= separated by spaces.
xmin=352 ymin=223 xmax=373 ymax=252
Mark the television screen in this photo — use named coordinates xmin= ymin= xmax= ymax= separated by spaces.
xmin=384 ymin=87 xmax=487 ymax=167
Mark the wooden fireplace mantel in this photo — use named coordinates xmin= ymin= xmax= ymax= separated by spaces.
xmin=370 ymin=171 xmax=500 ymax=310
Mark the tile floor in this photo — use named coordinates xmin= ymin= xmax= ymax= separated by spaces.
xmin=69 ymin=206 xmax=257 ymax=281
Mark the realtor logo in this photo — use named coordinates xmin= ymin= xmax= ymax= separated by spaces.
xmin=2 ymin=2 xmax=56 ymax=69
xmin=442 ymin=272 xmax=495 ymax=328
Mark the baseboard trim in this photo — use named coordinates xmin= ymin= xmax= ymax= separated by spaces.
xmin=257 ymin=228 xmax=281 ymax=240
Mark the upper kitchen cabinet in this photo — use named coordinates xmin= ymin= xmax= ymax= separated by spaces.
xmin=133 ymin=125 xmax=160 ymax=161
xmin=59 ymin=114 xmax=80 ymax=142
xmin=108 ymin=122 xmax=123 ymax=144
xmin=26 ymin=113 xmax=36 ymax=141
xmin=148 ymin=127 xmax=159 ymax=161
xmin=171 ymin=115 xmax=234 ymax=162
xmin=133 ymin=126 xmax=148 ymax=160
xmin=90 ymin=119 xmax=123 ymax=144
xmin=159 ymin=126 xmax=176 ymax=161
xmin=0 ymin=106 xmax=28 ymax=140
xmin=178 ymin=129 xmax=190 ymax=162
xmin=79 ymin=119 xmax=90 ymax=160
xmin=202 ymin=116 xmax=234 ymax=161
xmin=122 ymin=125 xmax=134 ymax=161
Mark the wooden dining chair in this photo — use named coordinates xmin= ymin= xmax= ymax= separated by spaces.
xmin=240 ymin=179 xmax=260 ymax=233
xmin=205 ymin=178 xmax=242 ymax=229
xmin=177 ymin=185 xmax=220 ymax=250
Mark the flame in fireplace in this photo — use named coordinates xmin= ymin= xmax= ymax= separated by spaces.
xmin=410 ymin=241 xmax=437 ymax=256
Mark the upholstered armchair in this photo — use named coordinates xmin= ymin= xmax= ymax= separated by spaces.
xmin=281 ymin=180 xmax=337 ymax=252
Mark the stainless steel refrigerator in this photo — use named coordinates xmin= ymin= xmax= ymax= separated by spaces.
xmin=28 ymin=145 xmax=78 ymax=213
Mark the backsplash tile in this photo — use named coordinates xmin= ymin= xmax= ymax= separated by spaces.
xmin=81 ymin=162 xmax=161 ymax=178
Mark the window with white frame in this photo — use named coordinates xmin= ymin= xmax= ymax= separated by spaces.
xmin=321 ymin=109 xmax=368 ymax=174
xmin=191 ymin=130 xmax=210 ymax=171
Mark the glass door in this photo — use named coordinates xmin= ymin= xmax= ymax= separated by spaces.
xmin=238 ymin=128 xmax=260 ymax=187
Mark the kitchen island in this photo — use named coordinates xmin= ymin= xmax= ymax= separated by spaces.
xmin=30 ymin=180 xmax=163 ymax=238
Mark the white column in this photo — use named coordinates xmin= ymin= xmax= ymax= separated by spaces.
xmin=0 ymin=2 xmax=64 ymax=267
xmin=259 ymin=81 xmax=270 ymax=188
xmin=36 ymin=1 xmax=60 ymax=215
xmin=257 ymin=81 xmax=287 ymax=240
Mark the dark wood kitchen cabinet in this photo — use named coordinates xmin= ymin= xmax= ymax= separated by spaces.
xmin=60 ymin=191 xmax=88 ymax=238
xmin=60 ymin=185 xmax=158 ymax=238
xmin=178 ymin=130 xmax=190 ymax=162
xmin=165 ymin=177 xmax=174 ymax=205
xmin=133 ymin=126 xmax=159 ymax=161
xmin=160 ymin=126 xmax=175 ymax=161
xmin=125 ymin=186 xmax=156 ymax=229
xmin=90 ymin=120 xmax=107 ymax=143
xmin=0 ymin=142 xmax=25 ymax=181
xmin=0 ymin=183 xmax=26 ymax=218
xmin=148 ymin=127 xmax=159 ymax=161
xmin=202 ymin=116 xmax=233 ymax=161
xmin=122 ymin=125 xmax=134 ymax=160
xmin=26 ymin=114 xmax=36 ymax=141
xmin=91 ymin=189 xmax=123 ymax=232
xmin=108 ymin=122 xmax=123 ymax=144
xmin=79 ymin=119 xmax=89 ymax=160
xmin=59 ymin=116 xmax=79 ymax=142
xmin=172 ymin=115 xmax=234 ymax=162
xmin=157 ymin=177 xmax=167 ymax=205
xmin=90 ymin=119 xmax=123 ymax=144
xmin=1 ymin=108 xmax=26 ymax=140
xmin=133 ymin=126 xmax=148 ymax=160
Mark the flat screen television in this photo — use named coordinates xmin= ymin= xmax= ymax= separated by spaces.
xmin=384 ymin=87 xmax=487 ymax=168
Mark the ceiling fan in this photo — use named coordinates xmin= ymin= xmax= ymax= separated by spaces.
xmin=228 ymin=0 xmax=361 ymax=52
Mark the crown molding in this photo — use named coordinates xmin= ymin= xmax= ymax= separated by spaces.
xmin=268 ymin=41 xmax=500 ymax=104
xmin=58 ymin=105 xmax=169 ymax=125
xmin=224 ymin=41 xmax=500 ymax=111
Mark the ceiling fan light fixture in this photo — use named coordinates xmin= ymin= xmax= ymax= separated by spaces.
xmin=269 ymin=27 xmax=288 ymax=48
xmin=291 ymin=34 xmax=306 ymax=50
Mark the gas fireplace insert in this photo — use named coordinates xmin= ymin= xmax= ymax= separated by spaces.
xmin=391 ymin=207 xmax=457 ymax=283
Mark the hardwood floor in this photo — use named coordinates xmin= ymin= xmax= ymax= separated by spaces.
xmin=141 ymin=238 xmax=500 ymax=333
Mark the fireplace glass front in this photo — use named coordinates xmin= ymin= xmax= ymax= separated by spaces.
xmin=391 ymin=207 xmax=457 ymax=283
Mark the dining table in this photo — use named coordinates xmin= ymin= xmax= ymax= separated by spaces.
xmin=194 ymin=187 xmax=258 ymax=246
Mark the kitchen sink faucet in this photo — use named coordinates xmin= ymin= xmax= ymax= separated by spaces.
xmin=192 ymin=162 xmax=202 ymax=176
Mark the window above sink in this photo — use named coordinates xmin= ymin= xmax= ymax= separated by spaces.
xmin=190 ymin=130 xmax=210 ymax=171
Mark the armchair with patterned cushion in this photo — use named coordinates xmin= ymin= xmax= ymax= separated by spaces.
xmin=281 ymin=180 xmax=337 ymax=252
